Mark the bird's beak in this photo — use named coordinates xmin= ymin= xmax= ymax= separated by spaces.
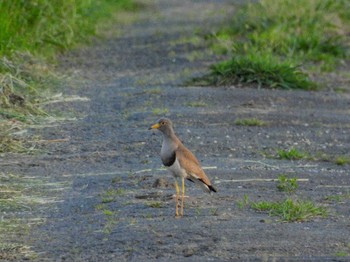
xmin=149 ymin=123 xmax=160 ymax=130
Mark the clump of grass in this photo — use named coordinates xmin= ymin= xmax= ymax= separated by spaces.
xmin=234 ymin=117 xmax=266 ymax=126
xmin=209 ymin=52 xmax=316 ymax=89
xmin=183 ymin=101 xmax=208 ymax=107
xmin=251 ymin=198 xmax=327 ymax=222
xmin=146 ymin=201 xmax=162 ymax=208
xmin=100 ymin=188 xmax=125 ymax=203
xmin=236 ymin=194 xmax=249 ymax=209
xmin=277 ymin=147 xmax=307 ymax=160
xmin=324 ymin=192 xmax=350 ymax=203
xmin=334 ymin=251 xmax=348 ymax=257
xmin=276 ymin=174 xmax=298 ymax=194
xmin=0 ymin=122 xmax=25 ymax=153
xmin=334 ymin=155 xmax=350 ymax=165
xmin=152 ymin=107 xmax=169 ymax=116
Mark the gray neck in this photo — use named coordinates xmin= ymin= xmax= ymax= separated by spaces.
xmin=161 ymin=130 xmax=177 ymax=149
xmin=160 ymin=127 xmax=179 ymax=157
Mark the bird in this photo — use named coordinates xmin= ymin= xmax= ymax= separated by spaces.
xmin=149 ymin=117 xmax=217 ymax=217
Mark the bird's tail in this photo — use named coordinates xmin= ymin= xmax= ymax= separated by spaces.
xmin=195 ymin=178 xmax=217 ymax=193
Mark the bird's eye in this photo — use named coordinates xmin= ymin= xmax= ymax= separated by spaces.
xmin=160 ymin=121 xmax=165 ymax=125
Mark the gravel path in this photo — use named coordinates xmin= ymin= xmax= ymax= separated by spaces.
xmin=3 ymin=0 xmax=350 ymax=261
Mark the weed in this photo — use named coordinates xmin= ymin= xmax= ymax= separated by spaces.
xmin=334 ymin=155 xmax=350 ymax=165
xmin=210 ymin=208 xmax=219 ymax=216
xmin=183 ymin=101 xmax=208 ymax=107
xmin=145 ymin=88 xmax=162 ymax=95
xmin=251 ymin=198 xmax=327 ymax=222
xmin=100 ymin=188 xmax=125 ymax=203
xmin=276 ymin=174 xmax=298 ymax=194
xmin=324 ymin=193 xmax=350 ymax=203
xmin=146 ymin=201 xmax=162 ymax=208
xmin=208 ymin=52 xmax=316 ymax=89
xmin=277 ymin=147 xmax=307 ymax=160
xmin=102 ymin=209 xmax=114 ymax=216
xmin=237 ymin=194 xmax=249 ymax=209
xmin=334 ymin=251 xmax=348 ymax=257
xmin=235 ymin=118 xmax=266 ymax=126
xmin=152 ymin=107 xmax=169 ymax=116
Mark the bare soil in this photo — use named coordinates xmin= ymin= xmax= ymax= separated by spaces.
xmin=1 ymin=0 xmax=350 ymax=261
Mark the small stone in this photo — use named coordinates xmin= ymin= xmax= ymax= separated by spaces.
xmin=152 ymin=178 xmax=170 ymax=188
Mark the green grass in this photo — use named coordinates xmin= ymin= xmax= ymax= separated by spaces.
xmin=276 ymin=174 xmax=298 ymax=194
xmin=146 ymin=201 xmax=163 ymax=208
xmin=237 ymin=194 xmax=249 ymax=209
xmin=251 ymin=198 xmax=327 ymax=222
xmin=334 ymin=251 xmax=348 ymax=257
xmin=229 ymin=0 xmax=349 ymax=65
xmin=0 ymin=0 xmax=136 ymax=57
xmin=199 ymin=0 xmax=350 ymax=88
xmin=100 ymin=188 xmax=125 ymax=203
xmin=183 ymin=101 xmax=208 ymax=107
xmin=277 ymin=147 xmax=307 ymax=160
xmin=0 ymin=0 xmax=135 ymax=152
xmin=334 ymin=155 xmax=350 ymax=165
xmin=324 ymin=192 xmax=350 ymax=203
xmin=152 ymin=107 xmax=169 ymax=116
xmin=234 ymin=117 xmax=266 ymax=126
xmin=208 ymin=52 xmax=316 ymax=89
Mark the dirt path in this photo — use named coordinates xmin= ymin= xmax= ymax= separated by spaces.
xmin=3 ymin=0 xmax=350 ymax=261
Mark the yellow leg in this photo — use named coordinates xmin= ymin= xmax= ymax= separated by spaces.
xmin=180 ymin=177 xmax=185 ymax=216
xmin=174 ymin=179 xmax=180 ymax=217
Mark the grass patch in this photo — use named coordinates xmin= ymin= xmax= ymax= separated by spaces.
xmin=234 ymin=117 xmax=266 ymax=126
xmin=152 ymin=107 xmax=169 ymax=116
xmin=146 ymin=201 xmax=163 ymax=208
xmin=251 ymin=198 xmax=327 ymax=222
xmin=277 ymin=147 xmax=307 ymax=160
xmin=334 ymin=155 xmax=350 ymax=165
xmin=334 ymin=251 xmax=348 ymax=257
xmin=197 ymin=0 xmax=350 ymax=88
xmin=276 ymin=174 xmax=298 ymax=194
xmin=0 ymin=0 xmax=137 ymax=57
xmin=183 ymin=101 xmax=208 ymax=107
xmin=324 ymin=192 xmax=350 ymax=203
xmin=208 ymin=52 xmax=316 ymax=89
xmin=100 ymin=188 xmax=125 ymax=203
xmin=237 ymin=194 xmax=249 ymax=209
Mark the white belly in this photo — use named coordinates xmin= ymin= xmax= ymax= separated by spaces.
xmin=167 ymin=158 xmax=187 ymax=178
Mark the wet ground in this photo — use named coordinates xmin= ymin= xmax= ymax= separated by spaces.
xmin=1 ymin=0 xmax=350 ymax=261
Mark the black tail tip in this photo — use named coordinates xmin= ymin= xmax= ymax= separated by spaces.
xmin=208 ymin=184 xmax=217 ymax=193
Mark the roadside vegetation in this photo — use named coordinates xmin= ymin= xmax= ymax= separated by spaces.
xmin=197 ymin=0 xmax=350 ymax=89
xmin=0 ymin=0 xmax=136 ymax=152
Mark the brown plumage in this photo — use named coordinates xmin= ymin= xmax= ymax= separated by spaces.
xmin=149 ymin=117 xmax=217 ymax=217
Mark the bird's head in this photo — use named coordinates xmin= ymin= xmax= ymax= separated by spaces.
xmin=149 ymin=117 xmax=174 ymax=134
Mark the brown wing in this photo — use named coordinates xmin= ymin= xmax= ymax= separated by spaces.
xmin=175 ymin=143 xmax=212 ymax=187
